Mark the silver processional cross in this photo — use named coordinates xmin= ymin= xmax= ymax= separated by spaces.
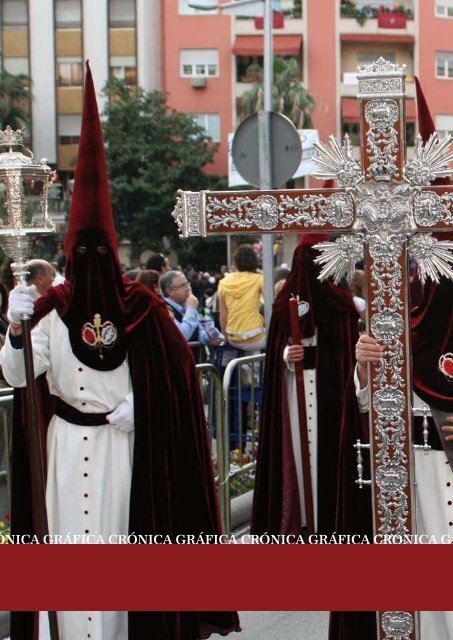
xmin=172 ymin=58 xmax=453 ymax=640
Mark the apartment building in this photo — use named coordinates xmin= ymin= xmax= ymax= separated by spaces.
xmin=2 ymin=1 xmax=453 ymax=186
xmin=0 ymin=0 xmax=160 ymax=174
xmin=163 ymin=0 xmax=453 ymax=176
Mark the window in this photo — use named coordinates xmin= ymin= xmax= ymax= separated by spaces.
xmin=357 ymin=52 xmax=395 ymax=67
xmin=179 ymin=0 xmax=217 ymax=15
xmin=436 ymin=51 xmax=453 ymax=78
xmin=3 ymin=57 xmax=29 ymax=75
xmin=57 ymin=58 xmax=83 ymax=86
xmin=55 ymin=0 xmax=82 ymax=28
xmin=109 ymin=0 xmax=135 ymax=27
xmin=110 ymin=56 xmax=137 ymax=85
xmin=190 ymin=114 xmax=221 ymax=142
xmin=58 ymin=114 xmax=82 ymax=144
xmin=180 ymin=50 xmax=219 ymax=78
xmin=436 ymin=1 xmax=453 ymax=18
xmin=436 ymin=115 xmax=453 ymax=138
xmin=3 ymin=0 xmax=28 ymax=26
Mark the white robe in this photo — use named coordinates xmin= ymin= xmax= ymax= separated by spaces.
xmin=283 ymin=335 xmax=318 ymax=531
xmin=1 ymin=310 xmax=134 ymax=640
xmin=355 ymin=368 xmax=453 ymax=639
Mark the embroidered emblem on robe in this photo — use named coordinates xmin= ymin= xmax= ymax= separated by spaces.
xmin=439 ymin=352 xmax=453 ymax=382
xmin=82 ymin=313 xmax=118 ymax=356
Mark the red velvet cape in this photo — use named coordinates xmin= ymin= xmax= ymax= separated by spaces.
xmin=250 ymin=244 xmax=359 ymax=536
xmin=9 ymin=285 xmax=240 ymax=640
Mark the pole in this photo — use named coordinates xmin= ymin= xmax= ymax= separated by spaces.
xmin=259 ymin=0 xmax=274 ymax=329
xmin=288 ymin=296 xmax=315 ymax=535
xmin=11 ymin=260 xmax=60 ymax=640
xmin=21 ymin=314 xmax=60 ymax=639
xmin=226 ymin=235 xmax=232 ymax=269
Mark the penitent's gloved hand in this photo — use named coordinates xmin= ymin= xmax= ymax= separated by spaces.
xmin=106 ymin=400 xmax=134 ymax=433
xmin=7 ymin=284 xmax=36 ymax=325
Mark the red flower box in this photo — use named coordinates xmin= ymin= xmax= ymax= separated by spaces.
xmin=378 ymin=11 xmax=407 ymax=28
xmin=254 ymin=12 xmax=285 ymax=29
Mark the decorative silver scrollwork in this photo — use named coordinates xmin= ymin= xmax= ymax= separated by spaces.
xmin=279 ymin=192 xmax=354 ymax=228
xmin=365 ymin=99 xmax=399 ymax=130
xmin=205 ymin=195 xmax=278 ymax=231
xmin=413 ymin=190 xmax=453 ymax=226
xmin=405 ymin=133 xmax=453 ymax=187
xmin=365 ymin=99 xmax=400 ymax=182
xmin=359 ymin=78 xmax=402 ymax=95
xmin=359 ymin=57 xmax=405 ymax=76
xmin=373 ymin=389 xmax=406 ymax=420
xmin=313 ymin=134 xmax=362 ymax=188
xmin=371 ymin=311 xmax=404 ymax=344
xmin=375 ymin=465 xmax=408 ymax=493
xmin=409 ymin=233 xmax=453 ymax=284
xmin=358 ymin=190 xmax=409 ymax=232
xmin=171 ymin=190 xmax=206 ymax=238
xmin=313 ymin=233 xmax=364 ymax=283
xmin=382 ymin=611 xmax=414 ymax=640
xmin=249 ymin=195 xmax=279 ymax=230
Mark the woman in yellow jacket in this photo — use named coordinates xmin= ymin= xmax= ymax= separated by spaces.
xmin=218 ymin=244 xmax=265 ymax=353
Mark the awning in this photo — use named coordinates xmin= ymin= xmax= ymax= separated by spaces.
xmin=341 ymin=97 xmax=416 ymax=123
xmin=233 ymin=35 xmax=302 ymax=56
xmin=340 ymin=33 xmax=414 ymax=44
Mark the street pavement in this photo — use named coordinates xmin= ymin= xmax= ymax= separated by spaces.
xmin=0 ymin=611 xmax=329 ymax=640
xmin=214 ymin=612 xmax=329 ymax=640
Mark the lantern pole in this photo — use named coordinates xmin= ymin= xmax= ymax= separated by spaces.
xmin=0 ymin=127 xmax=60 ymax=640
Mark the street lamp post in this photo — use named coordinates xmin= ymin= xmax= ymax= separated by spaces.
xmin=190 ymin=0 xmax=275 ymax=326
xmin=259 ymin=0 xmax=275 ymax=327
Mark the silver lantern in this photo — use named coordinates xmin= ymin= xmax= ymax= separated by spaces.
xmin=0 ymin=125 xmax=54 ymax=282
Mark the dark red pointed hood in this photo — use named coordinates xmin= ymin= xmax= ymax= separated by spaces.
xmin=33 ymin=62 xmax=161 ymax=371
xmin=65 ymin=62 xmax=118 ymax=259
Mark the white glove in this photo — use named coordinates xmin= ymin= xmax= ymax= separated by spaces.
xmin=106 ymin=400 xmax=134 ymax=433
xmin=7 ymin=284 xmax=36 ymax=325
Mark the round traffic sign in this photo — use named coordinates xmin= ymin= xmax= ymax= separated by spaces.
xmin=232 ymin=111 xmax=302 ymax=188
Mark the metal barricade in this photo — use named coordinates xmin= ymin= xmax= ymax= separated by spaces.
xmin=195 ymin=363 xmax=229 ymax=531
xmin=0 ymin=388 xmax=13 ymax=515
xmin=188 ymin=341 xmax=208 ymax=364
xmin=221 ymin=353 xmax=265 ymax=535
xmin=0 ymin=353 xmax=266 ymax=536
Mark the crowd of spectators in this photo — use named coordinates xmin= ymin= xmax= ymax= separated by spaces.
xmin=0 ymin=241 xmax=377 ymax=367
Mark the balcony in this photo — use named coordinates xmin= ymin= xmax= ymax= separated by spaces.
xmin=340 ymin=1 xmax=415 ymax=39
xmin=234 ymin=15 xmax=303 ymax=37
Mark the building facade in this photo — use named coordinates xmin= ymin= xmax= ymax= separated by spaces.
xmin=0 ymin=0 xmax=161 ymax=173
xmin=1 ymin=0 xmax=452 ymax=258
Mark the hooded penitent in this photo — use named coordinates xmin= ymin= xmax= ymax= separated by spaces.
xmin=10 ymin=63 xmax=240 ymax=640
xmin=411 ymin=78 xmax=453 ymax=410
xmin=35 ymin=62 xmax=153 ymax=371
xmin=251 ymin=230 xmax=359 ymax=536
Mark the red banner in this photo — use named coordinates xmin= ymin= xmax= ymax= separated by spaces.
xmin=1 ymin=544 xmax=453 ymax=610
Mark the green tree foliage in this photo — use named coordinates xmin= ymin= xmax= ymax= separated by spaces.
xmin=102 ymin=80 xmax=223 ymax=257
xmin=239 ymin=57 xmax=314 ymax=129
xmin=0 ymin=70 xmax=31 ymax=129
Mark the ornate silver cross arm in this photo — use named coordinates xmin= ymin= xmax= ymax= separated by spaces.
xmin=172 ymin=58 xmax=453 ymax=640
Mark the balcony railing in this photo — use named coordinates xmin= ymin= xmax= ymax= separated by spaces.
xmin=340 ymin=2 xmax=414 ymax=26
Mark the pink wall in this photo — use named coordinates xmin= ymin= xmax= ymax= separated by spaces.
xmin=418 ymin=1 xmax=453 ymax=125
xmin=162 ymin=1 xmax=233 ymax=176
xmin=306 ymin=0 xmax=338 ymax=141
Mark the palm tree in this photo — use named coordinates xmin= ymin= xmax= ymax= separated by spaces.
xmin=239 ymin=57 xmax=314 ymax=129
xmin=0 ymin=70 xmax=31 ymax=130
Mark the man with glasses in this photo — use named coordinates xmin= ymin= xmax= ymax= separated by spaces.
xmin=161 ymin=270 xmax=222 ymax=346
